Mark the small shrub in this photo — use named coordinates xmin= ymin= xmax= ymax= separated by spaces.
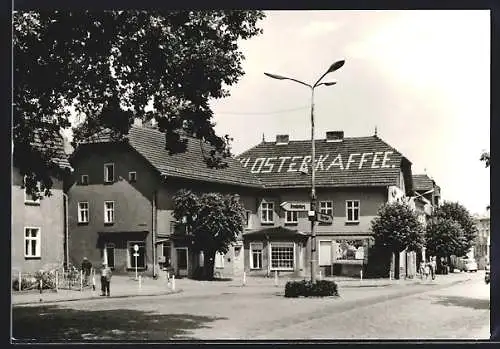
xmin=285 ymin=279 xmax=338 ymax=298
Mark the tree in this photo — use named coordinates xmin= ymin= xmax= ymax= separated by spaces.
xmin=425 ymin=218 xmax=465 ymax=269
xmin=480 ymin=151 xmax=490 ymax=168
xmin=172 ymin=189 xmax=245 ymax=280
xmin=433 ymin=201 xmax=478 ymax=257
xmin=13 ymin=10 xmax=265 ymax=197
xmin=370 ymin=202 xmax=425 ymax=279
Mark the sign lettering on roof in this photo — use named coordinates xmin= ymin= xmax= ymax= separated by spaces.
xmin=238 ymin=151 xmax=395 ymax=174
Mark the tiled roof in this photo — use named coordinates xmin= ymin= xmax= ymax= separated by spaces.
xmin=78 ymin=126 xmax=263 ymax=188
xmin=413 ymin=174 xmax=434 ymax=192
xmin=237 ymin=136 xmax=411 ymax=190
xmin=32 ymin=133 xmax=71 ymax=170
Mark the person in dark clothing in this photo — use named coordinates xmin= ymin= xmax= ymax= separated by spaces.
xmin=100 ymin=262 xmax=112 ymax=296
xmin=81 ymin=257 xmax=92 ymax=286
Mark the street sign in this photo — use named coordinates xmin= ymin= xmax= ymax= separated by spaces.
xmin=280 ymin=201 xmax=310 ymax=212
xmin=133 ymin=244 xmax=139 ymax=252
xmin=316 ymin=212 xmax=333 ymax=224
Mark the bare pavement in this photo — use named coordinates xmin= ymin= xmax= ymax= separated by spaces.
xmin=11 ymin=271 xmax=490 ymax=341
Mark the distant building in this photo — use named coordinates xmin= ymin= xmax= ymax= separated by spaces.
xmin=473 ymin=214 xmax=490 ymax=269
xmin=238 ymin=131 xmax=414 ymax=278
xmin=12 ymin=136 xmax=71 ymax=273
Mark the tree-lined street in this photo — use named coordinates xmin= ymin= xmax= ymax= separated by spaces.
xmin=12 ymin=271 xmax=489 ymax=341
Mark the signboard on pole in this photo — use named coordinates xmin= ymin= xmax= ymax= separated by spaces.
xmin=280 ymin=201 xmax=311 ymax=212
xmin=316 ymin=212 xmax=333 ymax=224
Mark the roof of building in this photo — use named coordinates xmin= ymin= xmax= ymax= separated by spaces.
xmin=237 ymin=135 xmax=413 ymax=193
xmin=75 ymin=126 xmax=263 ymax=188
xmin=412 ymin=174 xmax=435 ymax=192
xmin=32 ymin=133 xmax=71 ymax=170
xmin=243 ymin=226 xmax=308 ymax=238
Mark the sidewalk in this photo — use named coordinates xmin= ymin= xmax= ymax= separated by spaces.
xmin=12 ymin=271 xmax=474 ymax=305
xmin=12 ymin=275 xmax=179 ymax=305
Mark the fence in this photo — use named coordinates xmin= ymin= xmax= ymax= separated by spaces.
xmin=12 ymin=265 xmax=97 ymax=293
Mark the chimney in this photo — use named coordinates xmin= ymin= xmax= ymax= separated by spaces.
xmin=326 ymin=131 xmax=344 ymax=142
xmin=276 ymin=134 xmax=289 ymax=145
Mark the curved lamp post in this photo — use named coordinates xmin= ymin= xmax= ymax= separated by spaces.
xmin=264 ymin=60 xmax=345 ymax=283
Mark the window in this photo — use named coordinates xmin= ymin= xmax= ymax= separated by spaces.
xmin=245 ymin=210 xmax=252 ymax=229
xmin=78 ymin=202 xmax=89 ymax=223
xmin=270 ymin=242 xmax=294 ymax=271
xmin=104 ymin=201 xmax=115 ymax=224
xmin=81 ymin=175 xmax=89 ymax=185
xmin=128 ymin=171 xmax=137 ymax=182
xmin=128 ymin=241 xmax=146 ymax=268
xmin=319 ymin=240 xmax=332 ymax=266
xmin=346 ymin=200 xmax=360 ymax=222
xmin=215 ymin=252 xmax=225 ymax=269
xmin=260 ymin=202 xmax=274 ymax=223
xmin=335 ymin=240 xmax=366 ymax=261
xmin=250 ymin=242 xmax=263 ymax=269
xmin=285 ymin=211 xmax=298 ymax=224
xmin=104 ymin=163 xmax=114 ymax=183
xmin=24 ymin=227 xmax=41 ymax=258
xmin=23 ymin=177 xmax=41 ymax=205
xmin=320 ymin=201 xmax=333 ymax=216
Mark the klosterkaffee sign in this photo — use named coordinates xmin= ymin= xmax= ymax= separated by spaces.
xmin=238 ymin=151 xmax=396 ymax=174
xmin=237 ymin=135 xmax=413 ymax=191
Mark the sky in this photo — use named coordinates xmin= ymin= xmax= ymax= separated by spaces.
xmin=208 ymin=10 xmax=490 ymax=216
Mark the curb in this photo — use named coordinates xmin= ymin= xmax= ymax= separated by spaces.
xmin=13 ymin=289 xmax=183 ymax=306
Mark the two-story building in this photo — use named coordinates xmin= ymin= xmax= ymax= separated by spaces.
xmin=12 ymin=136 xmax=71 ymax=273
xmin=237 ymin=131 xmax=414 ymax=278
xmin=67 ymin=124 xmax=263 ymax=278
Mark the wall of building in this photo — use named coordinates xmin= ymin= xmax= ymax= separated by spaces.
xmin=12 ymin=167 xmax=65 ymax=273
xmin=68 ymin=143 xmax=159 ymax=272
xmin=247 ymin=187 xmax=386 ymax=234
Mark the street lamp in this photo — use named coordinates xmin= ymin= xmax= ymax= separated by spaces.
xmin=264 ymin=59 xmax=345 ymax=283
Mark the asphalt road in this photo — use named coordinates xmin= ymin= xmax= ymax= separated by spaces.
xmin=12 ymin=272 xmax=490 ymax=341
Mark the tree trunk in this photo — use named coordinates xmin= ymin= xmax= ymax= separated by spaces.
xmin=203 ymin=250 xmax=216 ymax=280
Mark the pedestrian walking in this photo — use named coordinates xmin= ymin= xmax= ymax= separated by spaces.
xmin=81 ymin=257 xmax=92 ymax=286
xmin=430 ymin=256 xmax=437 ymax=280
xmin=100 ymin=262 xmax=112 ymax=296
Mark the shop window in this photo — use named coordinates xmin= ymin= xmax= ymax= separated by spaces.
xmin=270 ymin=242 xmax=294 ymax=271
xmin=335 ymin=240 xmax=366 ymax=261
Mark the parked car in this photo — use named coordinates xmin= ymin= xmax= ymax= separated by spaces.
xmin=485 ymin=265 xmax=490 ymax=284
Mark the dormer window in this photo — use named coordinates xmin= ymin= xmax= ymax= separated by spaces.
xmin=104 ymin=163 xmax=114 ymax=183
xmin=81 ymin=174 xmax=89 ymax=185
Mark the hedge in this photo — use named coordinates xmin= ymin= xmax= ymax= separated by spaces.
xmin=285 ymin=279 xmax=339 ymax=298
